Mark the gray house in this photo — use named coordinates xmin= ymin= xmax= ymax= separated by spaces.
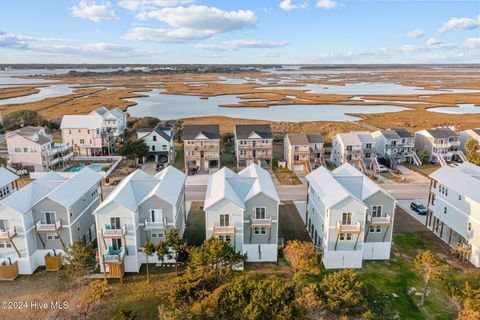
xmin=93 ymin=166 xmax=186 ymax=277
xmin=0 ymin=168 xmax=102 ymax=274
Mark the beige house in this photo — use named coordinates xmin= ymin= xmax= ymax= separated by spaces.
xmin=183 ymin=125 xmax=220 ymax=174
xmin=61 ymin=114 xmax=115 ymax=156
xmin=234 ymin=124 xmax=273 ymax=169
xmin=6 ymin=126 xmax=73 ymax=172
xmin=414 ymin=128 xmax=465 ymax=166
xmin=283 ymin=132 xmax=324 ymax=172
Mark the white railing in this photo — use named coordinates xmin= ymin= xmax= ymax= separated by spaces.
xmin=0 ymin=226 xmax=16 ymax=239
xmin=336 ymin=221 xmax=361 ymax=233
xmin=213 ymin=223 xmax=236 ymax=236
xmin=103 ymin=247 xmax=125 ymax=263
xmin=36 ymin=219 xmax=62 ymax=232
xmin=101 ymin=225 xmax=126 ymax=237
xmin=367 ymin=213 xmax=392 ymax=225
xmin=144 ymin=217 xmax=167 ymax=230
xmin=250 ymin=216 xmax=272 ymax=227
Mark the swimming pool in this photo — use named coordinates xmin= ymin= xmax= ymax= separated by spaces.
xmin=69 ymin=163 xmax=109 ymax=172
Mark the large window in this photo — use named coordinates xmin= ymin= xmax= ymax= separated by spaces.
xmin=255 ymin=207 xmax=266 ymax=219
xmin=0 ymin=219 xmax=10 ymax=231
xmin=149 ymin=209 xmax=163 ymax=222
xmin=44 ymin=211 xmax=56 ymax=225
xmin=219 ymin=214 xmax=230 ymax=227
xmin=371 ymin=205 xmax=382 ymax=217
xmin=110 ymin=217 xmax=121 ymax=229
xmin=341 ymin=212 xmax=352 ymax=225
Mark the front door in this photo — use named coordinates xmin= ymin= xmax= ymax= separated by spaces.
xmin=111 ymin=238 xmax=122 ymax=250
xmin=150 ymin=209 xmax=163 ymax=222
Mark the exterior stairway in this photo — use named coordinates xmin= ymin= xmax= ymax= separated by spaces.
xmin=411 ymin=152 xmax=422 ymax=166
xmin=437 ymin=154 xmax=447 ymax=167
xmin=372 ymin=156 xmax=381 ymax=173
xmin=304 ymin=160 xmax=312 ymax=173
xmin=457 ymin=150 xmax=467 ymax=162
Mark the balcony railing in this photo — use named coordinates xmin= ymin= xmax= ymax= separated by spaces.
xmin=250 ymin=216 xmax=272 ymax=228
xmin=0 ymin=226 xmax=17 ymax=240
xmin=144 ymin=217 xmax=167 ymax=230
xmin=103 ymin=247 xmax=125 ymax=264
xmin=36 ymin=219 xmax=62 ymax=232
xmin=212 ymin=223 xmax=236 ymax=236
xmin=367 ymin=213 xmax=392 ymax=226
xmin=101 ymin=225 xmax=127 ymax=238
xmin=336 ymin=221 xmax=361 ymax=234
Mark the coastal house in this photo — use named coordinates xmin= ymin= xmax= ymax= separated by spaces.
xmin=6 ymin=126 xmax=73 ymax=172
xmin=330 ymin=132 xmax=380 ymax=172
xmin=93 ymin=166 xmax=186 ymax=278
xmin=90 ymin=107 xmax=127 ymax=138
xmin=283 ymin=132 xmax=324 ymax=172
xmin=372 ymin=129 xmax=421 ymax=168
xmin=459 ymin=128 xmax=480 ymax=154
xmin=427 ymin=162 xmax=480 ymax=267
xmin=0 ymin=167 xmax=19 ymax=200
xmin=234 ymin=124 xmax=273 ymax=169
xmin=0 ymin=167 xmax=102 ymax=274
xmin=136 ymin=124 xmax=175 ymax=164
xmin=414 ymin=128 xmax=465 ymax=166
xmin=183 ymin=125 xmax=220 ymax=174
xmin=204 ymin=164 xmax=280 ymax=262
xmin=60 ymin=114 xmax=115 ymax=156
xmin=305 ymin=163 xmax=395 ymax=269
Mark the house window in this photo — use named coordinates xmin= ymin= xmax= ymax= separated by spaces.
xmin=218 ymin=235 xmax=232 ymax=243
xmin=468 ymin=223 xmax=472 ymax=232
xmin=0 ymin=240 xmax=12 ymax=248
xmin=0 ymin=219 xmax=10 ymax=231
xmin=255 ymin=207 xmax=266 ymax=219
xmin=341 ymin=212 xmax=352 ymax=225
xmin=339 ymin=233 xmax=352 ymax=241
xmin=111 ymin=238 xmax=122 ymax=250
xmin=219 ymin=214 xmax=230 ymax=227
xmin=47 ymin=234 xmax=60 ymax=240
xmin=44 ymin=211 xmax=56 ymax=225
xmin=152 ymin=145 xmax=156 ymax=151
xmin=153 ymin=135 xmax=157 ymax=141
xmin=459 ymin=195 xmax=462 ymax=201
xmin=444 ymin=207 xmax=447 ymax=214
xmin=110 ymin=217 xmax=121 ymax=229
xmin=371 ymin=206 xmax=382 ymax=217
xmin=369 ymin=225 xmax=381 ymax=233
xmin=14 ymin=147 xmax=22 ymax=153
xmin=23 ymin=147 xmax=28 ymax=153
xmin=149 ymin=209 xmax=163 ymax=223
xmin=254 ymin=227 xmax=267 ymax=235
xmin=80 ymin=139 xmax=85 ymax=144
xmin=69 ymin=130 xmax=72 ymax=134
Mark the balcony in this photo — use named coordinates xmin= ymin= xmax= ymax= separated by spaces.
xmin=250 ymin=216 xmax=272 ymax=228
xmin=35 ymin=219 xmax=62 ymax=232
xmin=103 ymin=247 xmax=126 ymax=264
xmin=144 ymin=217 xmax=167 ymax=230
xmin=101 ymin=225 xmax=127 ymax=238
xmin=367 ymin=213 xmax=392 ymax=226
xmin=336 ymin=221 xmax=361 ymax=234
xmin=0 ymin=226 xmax=17 ymax=240
xmin=212 ymin=223 xmax=236 ymax=236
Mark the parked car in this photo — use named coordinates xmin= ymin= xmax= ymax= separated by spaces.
xmin=411 ymin=201 xmax=427 ymax=215
xmin=378 ymin=164 xmax=389 ymax=173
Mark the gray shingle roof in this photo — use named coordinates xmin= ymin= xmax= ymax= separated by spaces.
xmin=183 ymin=125 xmax=220 ymax=140
xmin=426 ymin=128 xmax=458 ymax=139
xmin=286 ymin=132 xmax=324 ymax=145
xmin=235 ymin=124 xmax=272 ymax=139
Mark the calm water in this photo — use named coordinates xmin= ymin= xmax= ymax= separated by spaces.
xmin=0 ymin=84 xmax=74 ymax=105
xmin=126 ymin=89 xmax=409 ymax=122
xmin=427 ymin=104 xmax=480 ymax=114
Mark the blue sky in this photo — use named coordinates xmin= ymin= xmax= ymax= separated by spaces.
xmin=0 ymin=0 xmax=479 ymax=64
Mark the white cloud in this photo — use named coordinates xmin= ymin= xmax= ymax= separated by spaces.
xmin=405 ymin=29 xmax=424 ymax=39
xmin=464 ymin=38 xmax=480 ymax=48
xmin=438 ymin=15 xmax=480 ymax=33
xmin=118 ymin=0 xmax=196 ymax=11
xmin=279 ymin=0 xmax=298 ymax=11
xmin=126 ymin=5 xmax=257 ymax=42
xmin=316 ymin=0 xmax=338 ymax=9
xmin=71 ymin=0 xmax=119 ymax=22
xmin=426 ymin=37 xmax=442 ymax=46
xmin=124 ymin=27 xmax=212 ymax=42
xmin=196 ymin=39 xmax=288 ymax=51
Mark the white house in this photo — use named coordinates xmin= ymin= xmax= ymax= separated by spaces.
xmin=306 ymin=163 xmax=395 ymax=269
xmin=371 ymin=128 xmax=421 ymax=167
xmin=136 ymin=124 xmax=175 ymax=164
xmin=331 ymin=132 xmax=380 ymax=172
xmin=0 ymin=168 xmax=19 ymax=200
xmin=459 ymin=128 xmax=480 ymax=154
xmin=427 ymin=162 xmax=480 ymax=267
xmin=204 ymin=164 xmax=280 ymax=262
xmin=0 ymin=167 xmax=102 ymax=274
xmin=93 ymin=166 xmax=186 ymax=278
xmin=6 ymin=126 xmax=73 ymax=172
xmin=90 ymin=107 xmax=127 ymax=137
xmin=414 ymin=127 xmax=466 ymax=166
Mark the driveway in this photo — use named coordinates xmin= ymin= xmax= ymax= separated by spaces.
xmin=380 ymin=165 xmax=430 ymax=200
xmin=397 ymin=199 xmax=429 ymax=226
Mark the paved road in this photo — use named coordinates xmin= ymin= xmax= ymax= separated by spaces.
xmin=381 ymin=182 xmax=430 ymax=200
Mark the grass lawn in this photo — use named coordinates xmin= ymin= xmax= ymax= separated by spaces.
xmin=221 ymin=145 xmax=236 ymax=171
xmin=173 ymin=141 xmax=184 ymax=171
xmin=183 ymin=201 xmax=206 ymax=246
xmin=272 ymin=142 xmax=302 ymax=185
xmin=278 ymin=202 xmax=311 ymax=242
xmin=404 ymin=162 xmax=440 ymax=177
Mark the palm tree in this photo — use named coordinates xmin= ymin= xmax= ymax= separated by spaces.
xmin=142 ymin=242 xmax=156 ymax=283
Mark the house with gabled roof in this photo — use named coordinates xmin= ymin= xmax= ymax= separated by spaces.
xmin=414 ymin=127 xmax=465 ymax=165
xmin=372 ymin=128 xmax=421 ymax=167
xmin=183 ymin=124 xmax=220 ymax=174
xmin=93 ymin=166 xmax=186 ymax=278
xmin=283 ymin=132 xmax=324 ymax=172
xmin=90 ymin=107 xmax=127 ymax=137
xmin=427 ymin=162 xmax=480 ymax=267
xmin=137 ymin=124 xmax=175 ymax=164
xmin=331 ymin=131 xmax=380 ymax=173
xmin=234 ymin=124 xmax=273 ymax=169
xmin=306 ymin=163 xmax=395 ymax=269
xmin=204 ymin=163 xmax=280 ymax=262
xmin=0 ymin=167 xmax=19 ymax=200
xmin=0 ymin=167 xmax=102 ymax=274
